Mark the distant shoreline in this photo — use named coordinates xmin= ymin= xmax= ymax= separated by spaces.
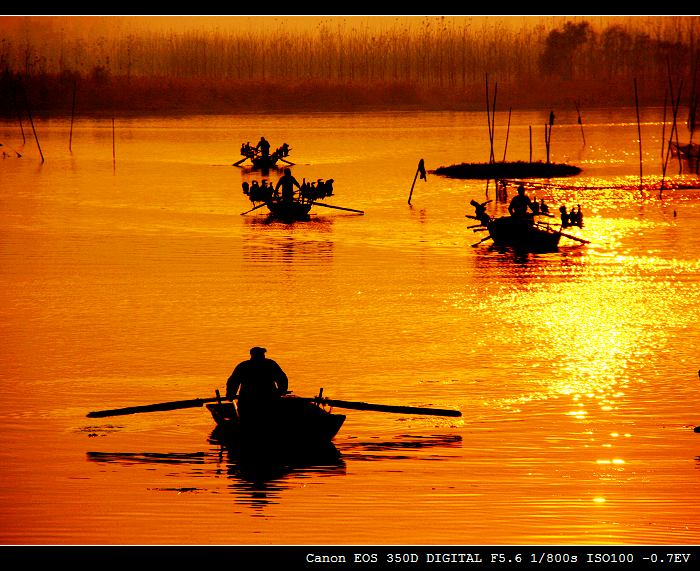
xmin=0 ymin=75 xmax=672 ymax=119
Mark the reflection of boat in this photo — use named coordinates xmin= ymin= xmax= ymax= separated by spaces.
xmin=86 ymin=443 xmax=346 ymax=509
xmin=206 ymin=395 xmax=346 ymax=450
xmin=209 ymin=428 xmax=346 ymax=500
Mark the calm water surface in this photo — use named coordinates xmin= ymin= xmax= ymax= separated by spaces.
xmin=1 ymin=109 xmax=700 ymax=545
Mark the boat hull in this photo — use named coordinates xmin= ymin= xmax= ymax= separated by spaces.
xmin=265 ymin=199 xmax=313 ymax=222
xmin=251 ymin=155 xmax=280 ymax=169
xmin=206 ymin=396 xmax=346 ymax=449
xmin=488 ymin=216 xmax=561 ymax=252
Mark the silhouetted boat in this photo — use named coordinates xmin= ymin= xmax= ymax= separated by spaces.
xmin=86 ymin=391 xmax=460 ymax=453
xmin=264 ymin=197 xmax=313 ymax=222
xmin=250 ymin=154 xmax=281 ymax=169
xmin=206 ymin=395 xmax=346 ymax=449
xmin=241 ymin=178 xmax=365 ymax=222
xmin=486 ymin=215 xmax=562 ymax=251
xmin=469 ymin=199 xmax=590 ymax=251
xmin=234 ymin=140 xmax=293 ymax=169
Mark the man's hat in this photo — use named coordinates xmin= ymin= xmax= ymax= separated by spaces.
xmin=250 ymin=346 xmax=267 ymax=355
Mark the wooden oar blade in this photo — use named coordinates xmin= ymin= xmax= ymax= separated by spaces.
xmin=87 ymin=397 xmax=218 ymax=418
xmin=321 ymin=398 xmax=461 ymax=417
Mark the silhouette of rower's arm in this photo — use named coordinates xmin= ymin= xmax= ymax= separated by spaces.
xmin=272 ymin=361 xmax=289 ymax=395
xmin=226 ymin=363 xmax=245 ymax=400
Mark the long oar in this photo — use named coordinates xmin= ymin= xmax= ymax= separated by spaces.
xmin=241 ymin=202 xmax=267 ymax=215
xmin=559 ymin=231 xmax=591 ymax=244
xmin=310 ymin=201 xmax=364 ymax=214
xmin=314 ymin=397 xmax=461 ymax=417
xmin=87 ymin=394 xmax=461 ymax=419
xmin=232 ymin=157 xmax=247 ymax=167
xmin=87 ymin=396 xmax=224 ymax=418
xmin=471 ymin=235 xmax=493 ymax=247
xmin=280 ymin=157 xmax=295 ymax=166
xmin=534 ymin=221 xmax=591 ymax=244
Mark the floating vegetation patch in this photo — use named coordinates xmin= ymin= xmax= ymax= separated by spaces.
xmin=432 ymin=161 xmax=582 ymax=180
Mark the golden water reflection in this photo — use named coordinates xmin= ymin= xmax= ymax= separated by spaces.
xmin=3 ymin=111 xmax=700 ymax=544
xmin=85 ymin=432 xmax=462 ymax=511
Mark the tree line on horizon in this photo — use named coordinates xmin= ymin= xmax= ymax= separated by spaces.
xmin=1 ymin=17 xmax=698 ymax=114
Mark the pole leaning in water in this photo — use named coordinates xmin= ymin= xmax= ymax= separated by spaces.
xmin=408 ymin=158 xmax=426 ymax=205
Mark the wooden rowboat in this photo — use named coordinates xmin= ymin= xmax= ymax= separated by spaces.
xmin=206 ymin=395 xmax=346 ymax=448
xmin=250 ymin=154 xmax=281 ymax=169
xmin=241 ymin=179 xmax=365 ymax=221
xmin=469 ymin=199 xmax=589 ymax=251
xmin=264 ymin=197 xmax=313 ymax=222
xmin=86 ymin=391 xmax=461 ymax=452
xmin=486 ymin=215 xmax=562 ymax=252
xmin=234 ymin=141 xmax=293 ymax=170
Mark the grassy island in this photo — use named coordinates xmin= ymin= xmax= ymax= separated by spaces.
xmin=432 ymin=161 xmax=582 ymax=180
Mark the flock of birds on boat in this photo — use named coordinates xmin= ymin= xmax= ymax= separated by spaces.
xmin=235 ymin=137 xmax=595 ymax=253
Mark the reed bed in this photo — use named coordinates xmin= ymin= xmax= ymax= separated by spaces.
xmin=1 ymin=16 xmax=698 ymax=115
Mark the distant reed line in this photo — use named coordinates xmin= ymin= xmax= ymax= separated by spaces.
xmin=2 ymin=17 xmax=698 ymax=86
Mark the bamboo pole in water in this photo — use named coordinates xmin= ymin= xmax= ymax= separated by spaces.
xmin=502 ymin=107 xmax=512 ymax=162
xmin=491 ymin=81 xmax=498 ymax=164
xmin=19 ymin=78 xmax=43 ymax=163
xmin=661 ymin=89 xmax=668 ymax=161
xmin=13 ymin=86 xmax=26 ymax=145
xmin=544 ymin=110 xmax=554 ymax=165
xmin=485 ymin=73 xmax=493 ymax=163
xmin=407 ymin=159 xmax=426 ymax=205
xmin=575 ymin=101 xmax=586 ymax=146
xmin=662 ymin=79 xmax=684 ymax=190
xmin=69 ymin=80 xmax=77 ymax=152
xmin=112 ymin=116 xmax=116 ymax=167
xmin=672 ymin=82 xmax=684 ymax=174
xmin=633 ymin=78 xmax=643 ymax=193
xmin=660 ymin=89 xmax=669 ymax=190
xmin=666 ymin=58 xmax=685 ymax=174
